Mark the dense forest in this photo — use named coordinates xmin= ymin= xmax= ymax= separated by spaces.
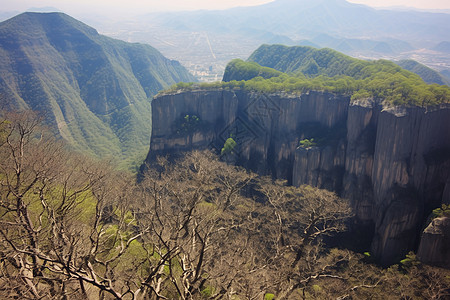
xmin=163 ymin=46 xmax=450 ymax=107
xmin=1 ymin=111 xmax=449 ymax=299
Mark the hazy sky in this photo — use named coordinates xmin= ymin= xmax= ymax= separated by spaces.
xmin=347 ymin=0 xmax=450 ymax=9
xmin=1 ymin=0 xmax=450 ymax=14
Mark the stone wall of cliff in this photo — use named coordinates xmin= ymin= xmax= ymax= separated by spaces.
xmin=417 ymin=217 xmax=450 ymax=268
xmin=148 ymin=90 xmax=349 ymax=179
xmin=369 ymin=105 xmax=450 ymax=264
xmin=145 ymin=89 xmax=450 ymax=266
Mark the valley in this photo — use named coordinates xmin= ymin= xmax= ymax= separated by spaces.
xmin=0 ymin=0 xmax=450 ymax=298
xmin=99 ymin=24 xmax=258 ymax=81
xmin=100 ymin=24 xmax=450 ymax=82
xmin=85 ymin=0 xmax=450 ymax=83
xmin=0 ymin=12 xmax=195 ymax=169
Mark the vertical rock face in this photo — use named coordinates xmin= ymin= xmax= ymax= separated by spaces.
xmin=369 ymin=106 xmax=450 ymax=264
xmin=148 ymin=90 xmax=239 ymax=158
xmin=146 ymin=89 xmax=450 ymax=266
xmin=148 ymin=90 xmax=349 ymax=180
xmin=417 ymin=217 xmax=450 ymax=268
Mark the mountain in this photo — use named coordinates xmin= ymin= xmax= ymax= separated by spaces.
xmin=144 ymin=0 xmax=450 ymax=46
xmin=246 ymin=44 xmax=360 ymax=76
xmin=0 ymin=12 xmax=195 ymax=168
xmin=246 ymin=44 xmax=450 ymax=86
xmin=396 ymin=59 xmax=450 ymax=85
xmin=307 ymin=34 xmax=415 ymax=55
xmin=144 ymin=46 xmax=450 ymax=266
xmin=433 ymin=41 xmax=450 ymax=53
xmin=246 ymin=44 xmax=449 ymax=86
xmin=108 ymin=0 xmax=450 ymax=80
xmin=441 ymin=70 xmax=450 ymax=82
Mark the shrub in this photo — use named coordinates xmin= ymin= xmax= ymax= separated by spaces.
xmin=175 ymin=114 xmax=202 ymax=135
xmin=221 ymin=137 xmax=237 ymax=155
xmin=432 ymin=204 xmax=450 ymax=219
xmin=298 ymin=138 xmax=317 ymax=149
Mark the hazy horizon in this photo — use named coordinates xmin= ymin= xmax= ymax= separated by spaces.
xmin=1 ymin=0 xmax=450 ymax=16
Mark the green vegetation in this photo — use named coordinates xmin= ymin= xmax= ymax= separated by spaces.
xmin=432 ymin=204 xmax=450 ymax=219
xmin=163 ymin=45 xmax=449 ymax=108
xmin=246 ymin=45 xmax=450 ymax=106
xmin=175 ymin=114 xmax=203 ymax=135
xmin=298 ymin=138 xmax=317 ymax=149
xmin=159 ymin=80 xmax=243 ymax=95
xmin=247 ymin=44 xmax=366 ymax=77
xmin=201 ymin=286 xmax=215 ymax=297
xmin=222 ymin=58 xmax=283 ymax=82
xmin=0 ymin=12 xmax=195 ymax=171
xmin=400 ymin=251 xmax=421 ymax=269
xmin=221 ymin=137 xmax=237 ymax=155
xmin=264 ymin=293 xmax=275 ymax=300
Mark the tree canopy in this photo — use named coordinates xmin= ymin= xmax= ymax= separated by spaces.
xmin=162 ymin=45 xmax=450 ymax=107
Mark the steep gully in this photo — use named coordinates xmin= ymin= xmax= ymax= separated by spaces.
xmin=145 ymin=89 xmax=450 ymax=266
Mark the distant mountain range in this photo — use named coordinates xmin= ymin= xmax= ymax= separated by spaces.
xmin=0 ymin=12 xmax=195 ymax=168
xmin=433 ymin=41 xmax=450 ymax=53
xmin=92 ymin=0 xmax=450 ymax=80
xmin=144 ymin=0 xmax=450 ymax=48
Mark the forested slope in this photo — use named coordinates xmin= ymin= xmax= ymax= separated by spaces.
xmin=396 ymin=59 xmax=450 ymax=86
xmin=0 ymin=12 xmax=195 ymax=168
xmin=219 ymin=45 xmax=450 ymax=106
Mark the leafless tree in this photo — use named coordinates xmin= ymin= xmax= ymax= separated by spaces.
xmin=136 ymin=151 xmax=255 ymax=299
xmin=4 ymin=112 xmax=439 ymax=300
xmin=0 ymin=112 xmax=147 ymax=299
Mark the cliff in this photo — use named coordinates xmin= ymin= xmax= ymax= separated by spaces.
xmin=146 ymin=89 xmax=450 ymax=266
xmin=148 ymin=90 xmax=349 ymax=177
xmin=417 ymin=217 xmax=450 ymax=268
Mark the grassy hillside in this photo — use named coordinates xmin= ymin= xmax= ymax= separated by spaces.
xmin=247 ymin=44 xmax=365 ymax=77
xmin=218 ymin=45 xmax=450 ymax=107
xmin=0 ymin=12 xmax=195 ymax=169
xmin=395 ymin=59 xmax=450 ymax=86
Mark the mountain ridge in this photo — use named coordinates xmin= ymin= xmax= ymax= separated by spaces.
xmin=0 ymin=12 xmax=195 ymax=168
xmin=144 ymin=0 xmax=450 ymax=44
xmin=395 ymin=59 xmax=450 ymax=85
xmin=120 ymin=0 xmax=450 ymax=80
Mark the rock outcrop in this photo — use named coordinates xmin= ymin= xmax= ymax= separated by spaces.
xmin=417 ymin=217 xmax=450 ymax=268
xmin=145 ymin=89 xmax=450 ymax=266
xmin=148 ymin=90 xmax=349 ymax=179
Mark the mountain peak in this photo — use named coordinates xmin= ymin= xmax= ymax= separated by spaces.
xmin=264 ymin=0 xmax=362 ymax=9
xmin=2 ymin=12 xmax=99 ymax=37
